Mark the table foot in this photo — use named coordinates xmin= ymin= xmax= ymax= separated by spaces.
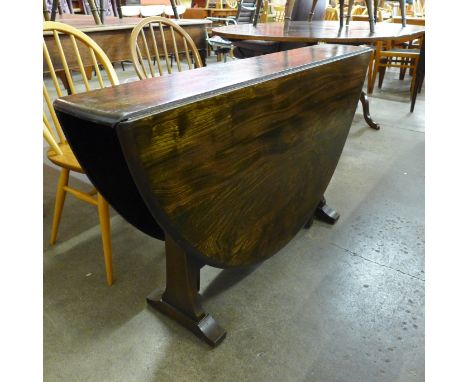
xmin=148 ymin=232 xmax=226 ymax=347
xmin=305 ymin=196 xmax=340 ymax=228
xmin=360 ymin=91 xmax=380 ymax=130
xmin=147 ymin=291 xmax=226 ymax=347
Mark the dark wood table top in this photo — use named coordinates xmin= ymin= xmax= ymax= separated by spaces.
xmin=55 ymin=44 xmax=372 ymax=267
xmin=212 ymin=20 xmax=425 ymax=43
xmin=55 ymin=44 xmax=369 ymax=127
xmin=45 ymin=14 xmax=211 ymax=34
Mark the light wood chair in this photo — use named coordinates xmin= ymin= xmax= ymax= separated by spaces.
xmin=272 ymin=3 xmax=285 ymax=21
xmin=324 ymin=5 xmax=339 ymax=21
xmin=43 ymin=21 xmax=120 ymax=285
xmin=368 ymin=38 xmax=421 ymax=94
xmin=130 ymin=16 xmax=202 ymax=79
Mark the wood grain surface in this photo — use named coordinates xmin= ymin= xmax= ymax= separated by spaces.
xmin=55 ymin=45 xmax=371 ymax=268
xmin=212 ymin=20 xmax=425 ymax=43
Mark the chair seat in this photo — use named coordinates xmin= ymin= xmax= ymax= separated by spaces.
xmin=381 ymin=48 xmax=420 ymax=57
xmin=207 ymin=35 xmax=233 ymax=48
xmin=47 ymin=143 xmax=84 ymax=173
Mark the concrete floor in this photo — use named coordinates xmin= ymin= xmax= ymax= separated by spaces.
xmin=43 ymin=56 xmax=424 ymax=381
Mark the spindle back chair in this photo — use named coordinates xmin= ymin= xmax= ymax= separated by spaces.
xmin=43 ymin=21 xmax=119 ymax=285
xmin=130 ymin=16 xmax=202 ymax=80
xmin=368 ymin=37 xmax=421 ymax=95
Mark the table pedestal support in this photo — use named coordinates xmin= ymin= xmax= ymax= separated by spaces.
xmin=360 ymin=91 xmax=380 ymax=130
xmin=305 ymin=196 xmax=340 ymax=228
xmin=147 ymin=233 xmax=226 ymax=347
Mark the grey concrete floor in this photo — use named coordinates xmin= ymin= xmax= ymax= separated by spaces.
xmin=43 ymin=55 xmax=424 ymax=382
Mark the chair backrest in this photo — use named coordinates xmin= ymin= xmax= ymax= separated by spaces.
xmin=130 ymin=16 xmax=202 ymax=79
xmin=225 ymin=0 xmax=239 ymax=8
xmin=43 ymin=21 xmax=119 ymax=154
xmin=273 ymin=4 xmax=285 ymax=21
xmin=324 ymin=6 xmax=338 ymax=21
xmin=235 ymin=0 xmax=258 ymax=23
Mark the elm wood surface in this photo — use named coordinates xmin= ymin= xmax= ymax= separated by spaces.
xmin=54 ymin=44 xmax=371 ymax=344
xmin=43 ymin=14 xmax=211 ymax=69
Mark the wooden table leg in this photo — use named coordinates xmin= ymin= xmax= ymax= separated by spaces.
xmin=305 ymin=196 xmax=340 ymax=228
xmin=147 ymin=233 xmax=226 ymax=347
xmin=360 ymin=91 xmax=380 ymax=130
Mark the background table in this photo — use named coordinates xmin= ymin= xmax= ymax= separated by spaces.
xmin=46 ymin=14 xmax=212 ymax=64
xmin=213 ymin=20 xmax=424 ymax=44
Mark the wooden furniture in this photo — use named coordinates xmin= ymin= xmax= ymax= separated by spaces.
xmin=130 ymin=16 xmax=203 ymax=78
xmin=213 ymin=20 xmax=425 ymax=129
xmin=48 ymin=0 xmax=103 ymax=24
xmin=183 ymin=7 xmax=238 ymax=18
xmin=272 ymin=3 xmax=286 ymax=21
xmin=43 ymin=14 xmax=212 ymax=65
xmin=307 ymin=0 xmax=319 ymax=20
xmin=43 ymin=21 xmax=119 ymax=286
xmin=324 ymin=5 xmax=339 ymax=20
xmin=345 ymin=0 xmax=406 ymax=30
xmin=44 ymin=0 xmax=74 ymax=21
xmin=54 ymin=44 xmax=371 ymax=346
xmin=212 ymin=20 xmax=424 ymax=44
xmin=391 ymin=15 xmax=424 ymax=26
xmin=285 ymin=0 xmax=405 ymax=32
xmin=206 ymin=0 xmax=269 ymax=61
xmin=368 ymin=37 xmax=421 ymax=94
xmin=410 ymin=36 xmax=424 ymax=112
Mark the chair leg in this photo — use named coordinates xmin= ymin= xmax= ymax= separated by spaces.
xmin=97 ymin=193 xmax=113 ymax=286
xmin=346 ymin=0 xmax=355 ymax=25
xmin=399 ymin=0 xmax=406 ymax=26
xmin=364 ymin=0 xmax=375 ymax=33
xmin=367 ymin=48 xmax=375 ymax=93
xmin=378 ymin=59 xmax=387 ymax=88
xmin=409 ymin=58 xmax=419 ymax=94
xmin=369 ymin=42 xmax=381 ymax=94
xmin=50 ymin=168 xmax=70 ymax=245
xmin=339 ymin=0 xmax=345 ymax=28
xmin=418 ymin=71 xmax=424 ymax=93
xmin=373 ymin=0 xmax=378 ymax=24
xmin=399 ymin=58 xmax=408 ymax=80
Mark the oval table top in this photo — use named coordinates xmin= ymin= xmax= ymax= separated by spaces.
xmin=212 ymin=21 xmax=425 ymax=44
